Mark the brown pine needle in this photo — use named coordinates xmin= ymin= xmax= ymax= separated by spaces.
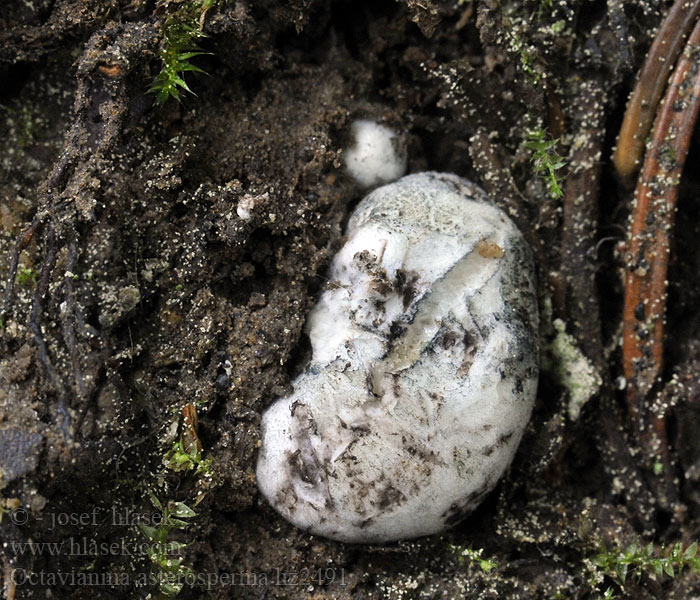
xmin=623 ymin=17 xmax=700 ymax=444
xmin=613 ymin=0 xmax=700 ymax=181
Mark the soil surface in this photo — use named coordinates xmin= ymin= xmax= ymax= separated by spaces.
xmin=2 ymin=1 xmax=700 ymax=598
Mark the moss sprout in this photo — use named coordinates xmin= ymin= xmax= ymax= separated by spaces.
xmin=149 ymin=0 xmax=216 ymax=105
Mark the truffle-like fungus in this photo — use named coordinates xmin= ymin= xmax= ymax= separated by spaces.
xmin=343 ymin=119 xmax=407 ymax=188
xmin=257 ymin=172 xmax=538 ymax=543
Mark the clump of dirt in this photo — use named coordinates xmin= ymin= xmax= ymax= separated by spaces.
xmin=2 ymin=1 xmax=700 ymax=598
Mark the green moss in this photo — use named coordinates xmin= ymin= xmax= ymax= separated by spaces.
xmin=508 ymin=31 xmax=545 ymax=85
xmin=16 ymin=266 xmax=38 ymax=287
xmin=449 ymin=544 xmax=498 ymax=573
xmin=523 ymin=127 xmax=568 ymax=199
xmin=1 ymin=102 xmax=41 ymax=149
xmin=163 ymin=438 xmax=214 ymax=478
xmin=149 ymin=0 xmax=217 ymax=105
xmin=138 ymin=491 xmax=197 ymax=598
xmin=588 ymin=541 xmax=700 ymax=597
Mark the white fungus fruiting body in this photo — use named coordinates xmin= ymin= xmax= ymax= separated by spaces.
xmin=257 ymin=172 xmax=539 ymax=543
xmin=343 ymin=119 xmax=407 ymax=188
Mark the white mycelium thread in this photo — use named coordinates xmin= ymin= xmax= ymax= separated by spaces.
xmin=257 ymin=172 xmax=539 ymax=543
xmin=343 ymin=120 xmax=407 ymax=188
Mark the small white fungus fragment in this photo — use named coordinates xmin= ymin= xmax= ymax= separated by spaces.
xmin=257 ymin=172 xmax=539 ymax=543
xmin=343 ymin=119 xmax=407 ymax=188
xmin=549 ymin=318 xmax=601 ymax=421
xmin=236 ymin=196 xmax=255 ymax=220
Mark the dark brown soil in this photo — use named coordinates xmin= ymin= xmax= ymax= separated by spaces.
xmin=2 ymin=1 xmax=700 ymax=598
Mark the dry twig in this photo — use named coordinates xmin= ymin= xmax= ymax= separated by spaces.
xmin=561 ymin=78 xmax=605 ymax=363
xmin=2 ymin=23 xmax=156 ymax=437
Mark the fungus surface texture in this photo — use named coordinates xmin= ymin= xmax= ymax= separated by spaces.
xmin=257 ymin=172 xmax=539 ymax=543
xmin=343 ymin=119 xmax=407 ymax=188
